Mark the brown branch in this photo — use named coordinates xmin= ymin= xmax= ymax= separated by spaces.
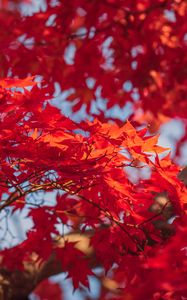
xmin=138 ymin=200 xmax=171 ymax=227
xmin=78 ymin=194 xmax=144 ymax=253
xmin=0 ymin=231 xmax=94 ymax=300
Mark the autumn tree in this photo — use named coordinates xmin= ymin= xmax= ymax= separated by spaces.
xmin=0 ymin=0 xmax=187 ymax=299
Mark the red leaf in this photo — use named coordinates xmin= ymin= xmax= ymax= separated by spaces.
xmin=33 ymin=279 xmax=63 ymax=300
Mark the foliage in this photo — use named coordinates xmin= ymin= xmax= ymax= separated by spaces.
xmin=0 ymin=0 xmax=187 ymax=299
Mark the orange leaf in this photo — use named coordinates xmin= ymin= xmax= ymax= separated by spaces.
xmin=0 ymin=76 xmax=37 ymax=88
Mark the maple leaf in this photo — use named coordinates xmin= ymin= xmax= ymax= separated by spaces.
xmin=0 ymin=1 xmax=187 ymax=300
xmin=33 ymin=279 xmax=63 ymax=300
xmin=0 ymin=76 xmax=37 ymax=88
xmin=56 ymin=241 xmax=93 ymax=290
